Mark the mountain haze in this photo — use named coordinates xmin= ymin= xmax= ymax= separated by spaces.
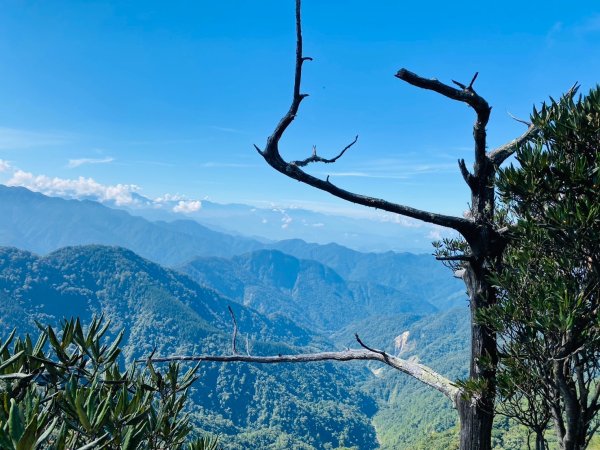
xmin=181 ymin=249 xmax=437 ymax=333
xmin=0 ymin=185 xmax=262 ymax=265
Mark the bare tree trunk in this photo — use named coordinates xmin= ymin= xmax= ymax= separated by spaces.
xmin=457 ymin=254 xmax=498 ymax=450
xmin=535 ymin=431 xmax=547 ymax=450
xmin=552 ymin=361 xmax=584 ymax=450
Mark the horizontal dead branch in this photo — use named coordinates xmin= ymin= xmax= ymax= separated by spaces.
xmin=395 ymin=68 xmax=491 ymax=172
xmin=436 ymin=255 xmax=474 ymax=262
xmin=145 ymin=348 xmax=460 ymax=407
xmin=395 ymin=69 xmax=490 ymax=121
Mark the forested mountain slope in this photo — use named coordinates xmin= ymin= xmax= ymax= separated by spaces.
xmin=181 ymin=249 xmax=437 ymax=333
xmin=0 ymin=185 xmax=465 ymax=313
xmin=271 ymin=239 xmax=464 ymax=310
xmin=0 ymin=245 xmax=378 ymax=449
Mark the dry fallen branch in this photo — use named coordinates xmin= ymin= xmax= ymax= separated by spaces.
xmin=146 ymin=344 xmax=460 ymax=407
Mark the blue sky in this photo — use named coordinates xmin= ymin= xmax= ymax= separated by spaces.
xmin=0 ymin=0 xmax=599 ymax=220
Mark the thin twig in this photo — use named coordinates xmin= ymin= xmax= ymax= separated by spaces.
xmin=228 ymin=305 xmax=238 ymax=355
xmin=507 ymin=111 xmax=532 ymax=127
xmin=468 ymin=72 xmax=479 ymax=90
xmin=355 ymin=333 xmax=389 ymax=362
xmin=291 ymin=135 xmax=359 ymax=167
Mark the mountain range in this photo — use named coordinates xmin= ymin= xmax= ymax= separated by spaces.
xmin=0 ymin=183 xmax=473 ymax=449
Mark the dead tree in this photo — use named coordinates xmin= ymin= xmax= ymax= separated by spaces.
xmin=251 ymin=2 xmax=536 ymax=449
xmin=156 ymin=2 xmax=537 ymax=449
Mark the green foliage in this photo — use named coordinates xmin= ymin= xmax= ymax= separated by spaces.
xmin=488 ymin=85 xmax=600 ymax=448
xmin=331 ymin=309 xmax=470 ymax=450
xmin=0 ymin=316 xmax=220 ymax=449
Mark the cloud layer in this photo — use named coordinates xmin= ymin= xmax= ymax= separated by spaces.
xmin=7 ymin=170 xmax=140 ymax=206
xmin=4 ymin=167 xmax=205 ymax=214
xmin=172 ymin=200 xmax=202 ymax=213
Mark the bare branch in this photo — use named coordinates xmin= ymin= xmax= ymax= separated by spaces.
xmin=395 ymin=69 xmax=490 ymax=119
xmin=468 ymin=72 xmax=479 ymax=90
xmin=436 ymin=255 xmax=474 ymax=262
xmin=145 ymin=348 xmax=460 ymax=406
xmin=228 ymin=305 xmax=238 ymax=355
xmin=355 ymin=333 xmax=389 ymax=362
xmin=488 ymin=82 xmax=579 ymax=166
xmin=452 ymin=79 xmax=467 ymax=90
xmin=254 ymin=0 xmax=476 ymax=238
xmin=258 ymin=0 xmax=311 ymax=160
xmin=458 ymin=159 xmax=476 ymax=190
xmin=395 ymin=69 xmax=491 ymax=164
xmin=487 ymin=124 xmax=537 ymax=167
xmin=507 ymin=111 xmax=532 ymax=127
xmin=291 ymin=135 xmax=359 ymax=167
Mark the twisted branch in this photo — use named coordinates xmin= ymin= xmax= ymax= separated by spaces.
xmin=254 ymin=0 xmax=475 ymax=238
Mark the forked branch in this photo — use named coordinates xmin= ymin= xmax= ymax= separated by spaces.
xmin=254 ymin=0 xmax=475 ymax=238
xmin=291 ymin=135 xmax=359 ymax=167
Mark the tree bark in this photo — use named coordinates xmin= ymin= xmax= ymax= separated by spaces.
xmin=535 ymin=431 xmax=547 ymax=450
xmin=458 ymin=260 xmax=497 ymax=450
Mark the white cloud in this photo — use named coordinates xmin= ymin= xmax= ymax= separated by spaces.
xmin=7 ymin=170 xmax=140 ymax=205
xmin=155 ymin=193 xmax=186 ymax=202
xmin=0 ymin=159 xmax=10 ymax=172
xmin=67 ymin=157 xmax=114 ymax=168
xmin=546 ymin=21 xmax=564 ymax=46
xmin=322 ymin=160 xmax=458 ymax=180
xmin=427 ymin=229 xmax=443 ymax=241
xmin=172 ymin=200 xmax=202 ymax=213
xmin=0 ymin=127 xmax=70 ymax=150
